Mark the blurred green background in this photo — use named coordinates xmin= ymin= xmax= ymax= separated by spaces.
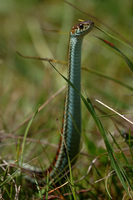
xmin=0 ymin=0 xmax=133 ymax=198
xmin=0 ymin=0 xmax=133 ymax=172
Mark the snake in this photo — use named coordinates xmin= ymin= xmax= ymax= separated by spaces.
xmin=11 ymin=20 xmax=94 ymax=184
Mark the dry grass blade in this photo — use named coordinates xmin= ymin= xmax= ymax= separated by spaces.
xmin=48 ymin=181 xmax=68 ymax=195
xmin=17 ymin=52 xmax=67 ymax=65
xmin=63 ymin=188 xmax=94 ymax=196
xmin=0 ymin=131 xmax=58 ymax=148
xmin=75 ymin=157 xmax=98 ymax=183
xmin=95 ymin=99 xmax=133 ymax=125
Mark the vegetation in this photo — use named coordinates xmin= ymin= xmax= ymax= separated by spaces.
xmin=0 ymin=0 xmax=133 ymax=199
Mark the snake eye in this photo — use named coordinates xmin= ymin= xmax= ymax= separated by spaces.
xmin=79 ymin=23 xmax=83 ymax=29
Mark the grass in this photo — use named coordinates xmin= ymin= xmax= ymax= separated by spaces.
xmin=0 ymin=0 xmax=133 ymax=199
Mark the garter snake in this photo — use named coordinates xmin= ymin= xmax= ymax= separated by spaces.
xmin=10 ymin=20 xmax=94 ymax=184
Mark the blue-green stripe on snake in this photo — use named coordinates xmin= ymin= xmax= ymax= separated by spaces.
xmin=19 ymin=20 xmax=94 ymax=183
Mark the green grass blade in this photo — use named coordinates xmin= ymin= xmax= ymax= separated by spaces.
xmin=0 ymin=169 xmax=20 ymax=187
xmin=33 ymin=174 xmax=43 ymax=199
xmin=67 ymin=152 xmax=77 ymax=200
xmin=109 ymin=132 xmax=129 ymax=164
xmin=48 ymin=61 xmax=133 ymax=196
xmin=20 ymin=105 xmax=39 ymax=167
xmin=60 ymin=113 xmax=78 ymax=200
xmin=45 ymin=171 xmax=50 ymax=200
xmin=95 ymin=26 xmax=133 ymax=50
xmin=94 ymin=35 xmax=133 ymax=72
xmin=82 ymin=67 xmax=133 ymax=91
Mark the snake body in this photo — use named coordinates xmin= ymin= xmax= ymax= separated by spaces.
xmin=21 ymin=20 xmax=94 ymax=182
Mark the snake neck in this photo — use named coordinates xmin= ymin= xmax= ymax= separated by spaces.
xmin=64 ymin=36 xmax=83 ymax=153
xmin=68 ymin=37 xmax=83 ymax=92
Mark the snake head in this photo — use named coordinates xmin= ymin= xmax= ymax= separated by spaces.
xmin=70 ymin=20 xmax=94 ymax=37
